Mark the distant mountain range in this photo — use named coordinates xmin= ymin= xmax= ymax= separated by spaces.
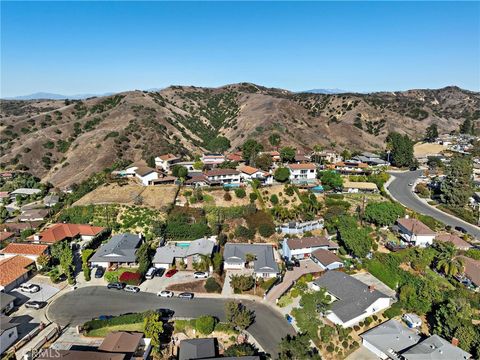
xmin=2 ymin=92 xmax=115 ymax=100
xmin=302 ymin=88 xmax=350 ymax=94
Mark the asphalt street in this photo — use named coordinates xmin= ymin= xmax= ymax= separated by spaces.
xmin=47 ymin=286 xmax=295 ymax=357
xmin=387 ymin=170 xmax=480 ymax=239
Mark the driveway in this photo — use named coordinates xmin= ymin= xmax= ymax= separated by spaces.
xmin=139 ymin=271 xmax=204 ymax=293
xmin=10 ymin=277 xmax=60 ymax=305
xmin=387 ymin=170 xmax=480 ymax=239
xmin=266 ymin=259 xmax=322 ymax=303
xmin=222 ymin=269 xmax=254 ymax=296
xmin=47 ymin=286 xmax=295 ymax=357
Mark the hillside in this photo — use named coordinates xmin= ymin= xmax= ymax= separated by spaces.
xmin=0 ymin=83 xmax=479 ymax=187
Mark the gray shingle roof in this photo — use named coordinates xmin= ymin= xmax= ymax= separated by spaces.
xmin=179 ymin=338 xmax=216 ymax=360
xmin=153 ymin=238 xmax=214 ymax=264
xmin=90 ymin=233 xmax=141 ymax=263
xmin=402 ymin=335 xmax=471 ymax=360
xmin=224 ymin=243 xmax=279 ymax=274
xmin=313 ymin=271 xmax=390 ymax=323
xmin=361 ymin=319 xmax=421 ymax=360
xmin=0 ymin=292 xmax=16 ymax=311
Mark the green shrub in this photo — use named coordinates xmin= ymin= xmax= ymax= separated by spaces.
xmin=195 ymin=315 xmax=216 ymax=335
xmin=270 ymin=194 xmax=279 ymax=205
xmin=234 ymin=188 xmax=246 ymax=198
xmin=204 ymin=277 xmax=222 ymax=293
xmin=249 ymin=193 xmax=258 ymax=202
xmin=258 ymin=223 xmax=275 ymax=237
xmin=214 ymin=322 xmax=238 ymax=334
xmin=235 ymin=225 xmax=255 ymax=240
xmin=84 ymin=312 xmax=147 ymax=331
xmin=384 ymin=302 xmax=403 ymax=319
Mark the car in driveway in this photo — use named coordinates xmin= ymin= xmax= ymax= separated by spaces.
xmin=107 ymin=282 xmax=126 ymax=290
xmin=165 ymin=269 xmax=178 ymax=278
xmin=157 ymin=290 xmax=174 ymax=298
xmin=94 ymin=266 xmax=105 ymax=278
xmin=20 ymin=283 xmax=41 ymax=293
xmin=178 ymin=292 xmax=194 ymax=299
xmin=155 ymin=268 xmax=165 ymax=277
xmin=25 ymin=301 xmax=47 ymax=309
xmin=145 ymin=267 xmax=157 ymax=280
xmin=194 ymin=271 xmax=208 ymax=279
xmin=124 ymin=285 xmax=140 ymax=293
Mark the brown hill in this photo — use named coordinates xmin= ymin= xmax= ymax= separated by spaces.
xmin=0 ymin=83 xmax=478 ymax=187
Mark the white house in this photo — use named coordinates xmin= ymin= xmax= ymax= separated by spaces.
xmin=282 ymin=236 xmax=338 ymax=260
xmin=239 ymin=166 xmax=273 ymax=185
xmin=312 ymin=271 xmax=392 ymax=328
xmin=0 ymin=316 xmax=19 ymax=355
xmin=204 ymin=169 xmax=240 ymax=186
xmin=396 ymin=217 xmax=436 ymax=247
xmin=310 ymin=249 xmax=343 ymax=270
xmin=155 ymin=153 xmax=181 ymax=172
xmin=277 ymin=219 xmax=324 ymax=235
xmin=202 ymin=153 xmax=225 ymax=166
xmin=125 ymin=164 xmax=159 ymax=186
xmin=152 ymin=238 xmax=215 ymax=270
xmin=223 ymin=243 xmax=279 ymax=278
xmin=287 ymin=163 xmax=317 ymax=183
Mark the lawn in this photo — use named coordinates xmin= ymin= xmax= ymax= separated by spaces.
xmin=86 ymin=322 xmax=144 ymax=337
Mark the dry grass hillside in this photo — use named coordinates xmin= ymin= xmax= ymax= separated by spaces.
xmin=0 ymin=83 xmax=478 ymax=186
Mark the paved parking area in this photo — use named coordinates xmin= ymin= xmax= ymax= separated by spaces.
xmin=139 ymin=271 xmax=204 ymax=294
xmin=10 ymin=278 xmax=61 ymax=305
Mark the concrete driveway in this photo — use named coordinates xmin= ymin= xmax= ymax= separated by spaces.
xmin=10 ymin=278 xmax=60 ymax=305
xmin=266 ymin=259 xmax=323 ymax=303
xmin=139 ymin=271 xmax=204 ymax=294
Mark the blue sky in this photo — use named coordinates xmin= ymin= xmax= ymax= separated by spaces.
xmin=1 ymin=1 xmax=479 ymax=96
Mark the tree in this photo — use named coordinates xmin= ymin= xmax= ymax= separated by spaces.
xmin=337 ymin=216 xmax=372 ymax=258
xmin=434 ymin=241 xmax=464 ymax=277
xmin=172 ymin=165 xmax=188 ymax=179
xmin=255 ymin=153 xmax=273 ymax=171
xmin=425 ymin=123 xmax=439 ymax=142
xmin=274 ymin=167 xmax=290 ymax=182
xmin=212 ymin=252 xmax=223 ymax=274
xmin=280 ymin=146 xmax=296 ymax=163
xmin=36 ymin=254 xmax=51 ymax=269
xmin=460 ymin=118 xmax=474 ymax=135
xmin=52 ymin=241 xmax=75 ymax=283
xmin=230 ymin=274 xmax=255 ymax=292
xmin=278 ymin=334 xmax=321 ymax=360
xmin=440 ymin=156 xmax=474 ymax=207
xmin=143 ymin=311 xmax=163 ymax=350
xmin=204 ymin=277 xmax=222 ymax=292
xmin=268 ymin=133 xmax=281 ymax=147
xmin=0 ymin=206 xmax=9 ymax=223
xmin=193 ymin=160 xmax=204 ymax=170
xmin=146 ymin=155 xmax=156 ymax=168
xmin=207 ymin=136 xmax=231 ymax=153
xmin=242 ymin=139 xmax=264 ymax=164
xmin=341 ymin=149 xmax=351 ymax=160
xmin=258 ymin=223 xmax=275 ymax=237
xmin=195 ymin=315 xmax=216 ymax=335
xmin=193 ymin=254 xmax=212 ymax=272
xmin=270 ymin=194 xmax=279 ymax=205
xmin=137 ymin=242 xmax=153 ymax=275
xmin=364 ymin=201 xmax=405 ymax=226
xmin=224 ymin=301 xmax=255 ymax=330
xmin=234 ymin=188 xmax=246 ymax=198
xmin=386 ymin=132 xmax=415 ymax=168
xmin=318 ymin=170 xmax=343 ymax=191
xmin=224 ymin=343 xmax=256 ymax=357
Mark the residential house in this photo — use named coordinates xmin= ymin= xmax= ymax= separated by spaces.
xmin=185 ymin=174 xmax=209 ymax=187
xmin=0 ymin=243 xmax=49 ymax=266
xmin=155 ymin=153 xmax=181 ymax=172
xmin=0 ymin=293 xmax=16 ymax=315
xmin=152 ymin=238 xmax=215 ymax=269
xmin=403 ymin=335 xmax=471 ymax=360
xmin=326 ymin=161 xmax=370 ymax=175
xmin=149 ymin=174 xmax=177 ymax=185
xmin=178 ymin=338 xmax=217 ymax=360
xmin=89 ymin=233 xmax=142 ymax=268
xmin=313 ymin=150 xmax=342 ymax=164
xmin=268 ymin=151 xmax=281 ymax=162
xmin=204 ymin=169 xmax=240 ymax=186
xmin=435 ymin=233 xmax=473 ymax=251
xmin=353 ymin=152 xmax=389 ymax=166
xmin=226 ymin=151 xmax=244 ymax=163
xmin=282 ymin=236 xmax=338 ymax=260
xmin=287 ymin=163 xmax=317 ymax=184
xmin=18 ymin=208 xmax=49 ymax=222
xmin=0 ymin=231 xmax=15 ymax=243
xmin=33 ymin=223 xmax=105 ymax=244
xmin=458 ymin=256 xmax=480 ymax=289
xmin=312 ymin=271 xmax=392 ymax=328
xmin=343 ymin=181 xmax=378 ymax=193
xmin=361 ymin=319 xmax=421 ymax=359
xmin=239 ymin=166 xmax=273 ymax=185
xmin=397 ymin=217 xmax=436 ymax=247
xmin=0 ymin=315 xmax=19 ymax=355
xmin=294 ymin=152 xmax=310 ymax=163
xmin=98 ymin=331 xmax=151 ymax=360
xmin=310 ymin=249 xmax=343 ymax=270
xmin=0 ymin=191 xmax=10 ymax=201
xmin=0 ymin=222 xmax=42 ymax=235
xmin=176 ymin=161 xmax=196 ymax=172
xmin=10 ymin=188 xmax=41 ymax=199
xmin=202 ymin=153 xmax=225 ymax=166
xmin=0 ymin=255 xmax=35 ymax=292
xmin=223 ymin=243 xmax=280 ymax=278
xmin=134 ymin=166 xmax=159 ymax=186
xmin=37 ymin=350 xmax=125 ymax=360
xmin=276 ymin=219 xmax=324 ymax=235
xmin=43 ymin=194 xmax=60 ymax=207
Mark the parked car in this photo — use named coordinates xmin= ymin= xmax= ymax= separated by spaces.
xmin=124 ymin=285 xmax=140 ymax=293
xmin=107 ymin=282 xmax=126 ymax=290
xmin=292 ymin=258 xmax=300 ymax=267
xmin=155 ymin=268 xmax=165 ymax=277
xmin=455 ymin=226 xmax=468 ymax=234
xmin=98 ymin=315 xmax=114 ymax=321
xmin=157 ymin=290 xmax=174 ymax=298
xmin=165 ymin=269 xmax=178 ymax=278
xmin=145 ymin=267 xmax=157 ymax=280
xmin=178 ymin=292 xmax=194 ymax=299
xmin=25 ymin=301 xmax=46 ymax=309
xmin=19 ymin=283 xmax=40 ymax=293
xmin=286 ymin=262 xmax=294 ymax=271
xmin=194 ymin=271 xmax=208 ymax=279
xmin=94 ymin=267 xmax=105 ymax=278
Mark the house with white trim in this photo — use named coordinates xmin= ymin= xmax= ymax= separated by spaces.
xmin=204 ymin=169 xmax=240 ymax=186
xmin=223 ymin=243 xmax=279 ymax=278
xmin=397 ymin=216 xmax=436 ymax=247
xmin=287 ymin=163 xmax=317 ymax=183
xmin=155 ymin=153 xmax=181 ymax=172
xmin=239 ymin=166 xmax=273 ymax=185
xmin=282 ymin=236 xmax=338 ymax=260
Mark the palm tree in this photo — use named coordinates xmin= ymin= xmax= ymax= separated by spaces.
xmin=436 ymin=257 xmax=465 ymax=277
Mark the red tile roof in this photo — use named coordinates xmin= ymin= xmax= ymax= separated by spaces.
xmin=38 ymin=223 xmax=105 ymax=244
xmin=158 ymin=153 xmax=178 ymax=161
xmin=0 ymin=256 xmax=34 ymax=286
xmin=0 ymin=243 xmax=48 ymax=256
xmin=0 ymin=232 xmax=15 ymax=242
xmin=239 ymin=166 xmax=261 ymax=175
xmin=287 ymin=163 xmax=316 ymax=170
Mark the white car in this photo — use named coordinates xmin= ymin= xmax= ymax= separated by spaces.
xmin=19 ymin=283 xmax=41 ymax=293
xmin=124 ymin=285 xmax=140 ymax=293
xmin=194 ymin=271 xmax=209 ymax=279
xmin=157 ymin=290 xmax=174 ymax=298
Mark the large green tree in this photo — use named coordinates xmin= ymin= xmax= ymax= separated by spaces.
xmin=425 ymin=123 xmax=439 ymax=142
xmin=143 ymin=311 xmax=163 ymax=350
xmin=274 ymin=167 xmax=290 ymax=182
xmin=207 ymin=136 xmax=231 ymax=153
xmin=440 ymin=155 xmax=474 ymax=207
xmin=242 ymin=139 xmax=264 ymax=164
xmin=387 ymin=132 xmax=415 ymax=168
xmin=460 ymin=118 xmax=474 ymax=135
xmin=268 ymin=133 xmax=281 ymax=147
xmin=255 ymin=153 xmax=273 ymax=171
xmin=278 ymin=334 xmax=321 ymax=360
xmin=318 ymin=170 xmax=343 ymax=191
xmin=364 ymin=201 xmax=405 ymax=226
xmin=336 ymin=216 xmax=372 ymax=258
xmin=224 ymin=301 xmax=255 ymax=330
xmin=280 ymin=146 xmax=296 ymax=163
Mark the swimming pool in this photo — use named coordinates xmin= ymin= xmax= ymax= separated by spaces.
xmin=175 ymin=242 xmax=191 ymax=248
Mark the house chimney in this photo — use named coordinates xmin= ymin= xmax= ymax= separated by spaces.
xmin=368 ymin=285 xmax=375 ymax=292
xmin=451 ymin=337 xmax=459 ymax=347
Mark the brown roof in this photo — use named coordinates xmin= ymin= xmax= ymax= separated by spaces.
xmin=0 ymin=256 xmax=34 ymax=286
xmin=205 ymin=169 xmax=239 ymax=177
xmin=226 ymin=152 xmax=243 ymax=162
xmin=458 ymin=256 xmax=480 ymax=287
xmin=134 ymin=166 xmax=156 ymax=177
xmin=436 ymin=234 xmax=473 ymax=250
xmin=311 ymin=249 xmax=342 ymax=266
xmin=397 ymin=218 xmax=436 ymax=236
xmin=0 ymin=243 xmax=48 ymax=256
xmin=36 ymin=350 xmax=125 ymax=360
xmin=287 ymin=163 xmax=316 ymax=170
xmin=98 ymin=331 xmax=143 ymax=353
xmin=0 ymin=231 xmax=15 ymax=242
xmin=158 ymin=153 xmax=178 ymax=161
xmin=239 ymin=166 xmax=261 ymax=175
xmin=19 ymin=209 xmax=49 ymax=221
xmin=286 ymin=236 xmax=338 ymax=250
xmin=38 ymin=223 xmax=105 ymax=244
xmin=0 ymin=221 xmax=43 ymax=232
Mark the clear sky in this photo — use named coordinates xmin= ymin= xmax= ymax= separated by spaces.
xmin=1 ymin=1 xmax=479 ymax=97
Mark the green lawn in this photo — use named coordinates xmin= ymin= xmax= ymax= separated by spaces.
xmin=86 ymin=322 xmax=144 ymax=337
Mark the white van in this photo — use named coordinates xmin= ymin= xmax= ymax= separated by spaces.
xmin=145 ymin=267 xmax=156 ymax=280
